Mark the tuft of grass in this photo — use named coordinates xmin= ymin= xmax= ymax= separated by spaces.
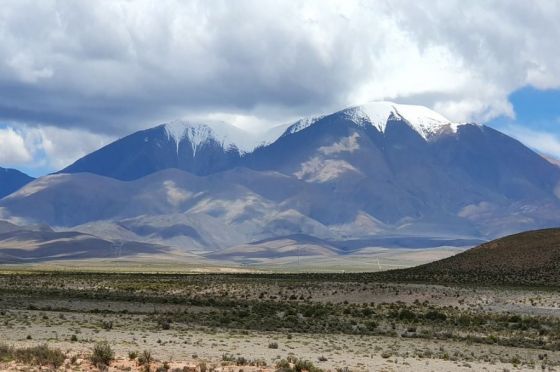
xmin=90 ymin=341 xmax=114 ymax=367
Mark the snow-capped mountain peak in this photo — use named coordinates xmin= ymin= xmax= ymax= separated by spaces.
xmin=163 ymin=120 xmax=263 ymax=155
xmin=161 ymin=103 xmax=461 ymax=157
xmin=281 ymin=101 xmax=463 ymax=140
xmin=347 ymin=101 xmax=459 ymax=139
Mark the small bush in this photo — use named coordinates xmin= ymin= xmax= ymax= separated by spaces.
xmin=294 ymin=359 xmax=324 ymax=372
xmin=138 ymin=350 xmax=153 ymax=366
xmin=268 ymin=341 xmax=279 ymax=349
xmin=70 ymin=334 xmax=78 ymax=342
xmin=276 ymin=359 xmax=291 ymax=369
xmin=199 ymin=361 xmax=207 ymax=372
xmin=398 ymin=309 xmax=416 ymax=321
xmin=425 ymin=310 xmax=447 ymax=321
xmin=129 ymin=351 xmax=138 ymax=360
xmin=158 ymin=318 xmax=172 ymax=330
xmin=90 ymin=341 xmax=114 ymax=367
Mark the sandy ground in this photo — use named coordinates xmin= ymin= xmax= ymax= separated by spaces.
xmin=1 ymin=318 xmax=553 ymax=371
xmin=1 ymin=271 xmax=559 ymax=371
xmin=2 ymin=299 xmax=559 ymax=371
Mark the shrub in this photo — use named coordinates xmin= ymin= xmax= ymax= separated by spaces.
xmin=138 ymin=350 xmax=153 ymax=366
xmin=365 ymin=320 xmax=378 ymax=330
xmin=276 ymin=359 xmax=291 ymax=369
xmin=199 ymin=361 xmax=207 ymax=372
xmin=90 ymin=341 xmax=114 ymax=367
xmin=268 ymin=341 xmax=279 ymax=349
xmin=70 ymin=334 xmax=78 ymax=342
xmin=129 ymin=351 xmax=138 ymax=360
xmin=294 ymin=359 xmax=324 ymax=372
xmin=398 ymin=309 xmax=416 ymax=321
xmin=158 ymin=318 xmax=172 ymax=330
xmin=425 ymin=310 xmax=447 ymax=321
xmin=12 ymin=344 xmax=65 ymax=368
xmin=381 ymin=351 xmax=392 ymax=359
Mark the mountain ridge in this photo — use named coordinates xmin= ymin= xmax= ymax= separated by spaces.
xmin=59 ymin=101 xmax=471 ymax=181
xmin=1 ymin=101 xmax=559 ymax=258
xmin=0 ymin=167 xmax=34 ymax=199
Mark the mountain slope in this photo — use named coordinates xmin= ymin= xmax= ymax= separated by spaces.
xmin=0 ymin=169 xmax=339 ymax=252
xmin=0 ymin=167 xmax=34 ymax=199
xmin=0 ymin=221 xmax=170 ymax=263
xmin=60 ymin=121 xmax=277 ymax=181
xmin=376 ymin=228 xmax=560 ymax=286
xmin=2 ymin=101 xmax=560 ymax=255
xmin=59 ymin=102 xmax=465 ymax=181
xmin=245 ymin=106 xmax=560 ymax=236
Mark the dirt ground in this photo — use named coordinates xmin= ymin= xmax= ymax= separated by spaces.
xmin=0 ymin=271 xmax=559 ymax=371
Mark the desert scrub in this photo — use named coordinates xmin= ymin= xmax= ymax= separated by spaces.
xmin=90 ymin=341 xmax=115 ymax=367
xmin=138 ymin=350 xmax=153 ymax=366
xmin=275 ymin=356 xmax=324 ymax=372
xmin=0 ymin=344 xmax=65 ymax=368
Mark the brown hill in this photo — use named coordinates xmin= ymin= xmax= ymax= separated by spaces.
xmin=377 ymin=228 xmax=560 ymax=287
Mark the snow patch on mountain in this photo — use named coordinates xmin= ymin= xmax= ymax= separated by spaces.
xmin=348 ymin=101 xmax=459 ymax=139
xmin=280 ymin=101 xmax=464 ymax=141
xmin=163 ymin=121 xmax=267 ymax=155
xmin=284 ymin=116 xmax=324 ymax=136
xmin=161 ymin=102 xmax=464 ymax=157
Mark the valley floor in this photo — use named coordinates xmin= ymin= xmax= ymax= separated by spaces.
xmin=0 ymin=271 xmax=559 ymax=371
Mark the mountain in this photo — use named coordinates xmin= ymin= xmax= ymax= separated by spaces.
xmin=2 ymin=101 xmax=560 ymax=258
xmin=0 ymin=167 xmax=34 ymax=199
xmin=375 ymin=228 xmax=560 ymax=286
xmin=60 ymin=121 xmax=280 ymax=180
xmin=0 ymin=220 xmax=171 ymax=263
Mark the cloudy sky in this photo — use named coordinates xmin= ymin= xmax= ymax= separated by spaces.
xmin=1 ymin=0 xmax=560 ymax=176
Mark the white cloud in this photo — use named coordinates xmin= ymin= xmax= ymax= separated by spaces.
xmin=501 ymin=125 xmax=560 ymax=159
xmin=0 ymin=124 xmax=112 ymax=171
xmin=458 ymin=201 xmax=494 ymax=219
xmin=1 ymin=1 xmax=560 ymax=174
xmin=31 ymin=126 xmax=112 ymax=169
xmin=0 ymin=127 xmax=33 ymax=164
xmin=0 ymin=1 xmax=559 ymax=134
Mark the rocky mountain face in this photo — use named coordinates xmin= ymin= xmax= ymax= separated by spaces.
xmin=1 ymin=102 xmax=559 ymax=259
